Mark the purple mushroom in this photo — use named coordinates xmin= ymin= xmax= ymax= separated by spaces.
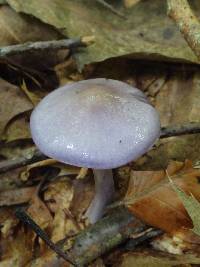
xmin=30 ymin=78 xmax=160 ymax=223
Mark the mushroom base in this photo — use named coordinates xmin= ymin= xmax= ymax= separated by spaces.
xmin=85 ymin=169 xmax=115 ymax=224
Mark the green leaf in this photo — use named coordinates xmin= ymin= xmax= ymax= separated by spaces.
xmin=168 ymin=175 xmax=200 ymax=236
xmin=6 ymin=0 xmax=198 ymax=69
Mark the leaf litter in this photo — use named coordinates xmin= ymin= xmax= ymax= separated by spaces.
xmin=0 ymin=1 xmax=200 ymax=266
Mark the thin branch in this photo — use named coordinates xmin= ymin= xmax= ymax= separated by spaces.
xmin=0 ymin=38 xmax=85 ymax=57
xmin=69 ymin=208 xmax=147 ymax=266
xmin=160 ymin=122 xmax=200 ymax=138
xmin=167 ymin=0 xmax=200 ymax=60
xmin=0 ymin=123 xmax=200 ymax=174
xmin=0 ymin=149 xmax=46 ymax=174
xmin=96 ymin=0 xmax=125 ymax=18
xmin=15 ymin=209 xmax=76 ymax=266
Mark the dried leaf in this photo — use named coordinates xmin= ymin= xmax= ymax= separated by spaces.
xmin=0 ymin=5 xmax=61 ymax=46
xmin=3 ymin=112 xmax=31 ymax=142
xmin=0 ymin=186 xmax=36 ymax=206
xmin=169 ymin=177 xmax=200 ymax=236
xmin=117 ymin=250 xmax=200 ymax=267
xmin=0 ymin=78 xmax=33 ymax=140
xmin=20 ymin=80 xmax=42 ymax=106
xmin=1 ymin=228 xmax=33 ymax=267
xmin=27 ymin=194 xmax=53 ymax=229
xmin=123 ymin=0 xmax=141 ymax=8
xmin=20 ymin=159 xmax=57 ymax=181
xmin=29 ymin=250 xmax=68 ymax=267
xmin=44 ymin=178 xmax=77 ymax=242
xmin=126 ymin=161 xmax=200 ymax=237
xmin=7 ymin=0 xmax=198 ymax=69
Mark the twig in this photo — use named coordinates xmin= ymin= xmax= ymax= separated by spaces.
xmin=96 ymin=0 xmax=125 ymax=18
xmin=160 ymin=122 xmax=200 ymax=138
xmin=0 ymin=38 xmax=85 ymax=57
xmin=167 ymin=0 xmax=200 ymax=60
xmin=15 ymin=209 xmax=76 ymax=266
xmin=125 ymin=228 xmax=163 ymax=250
xmin=0 ymin=149 xmax=46 ymax=174
xmin=69 ymin=208 xmax=160 ymax=266
xmin=0 ymin=123 xmax=200 ymax=174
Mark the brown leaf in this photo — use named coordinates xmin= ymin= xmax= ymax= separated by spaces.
xmin=116 ymin=250 xmax=200 ymax=267
xmin=7 ymin=0 xmax=198 ymax=69
xmin=0 ymin=186 xmax=36 ymax=206
xmin=3 ymin=112 xmax=31 ymax=142
xmin=126 ymin=161 xmax=200 ymax=237
xmin=0 ymin=5 xmax=62 ymax=46
xmin=44 ymin=178 xmax=77 ymax=242
xmin=1 ymin=227 xmax=34 ymax=266
xmin=123 ymin=0 xmax=141 ymax=8
xmin=27 ymin=194 xmax=53 ymax=230
xmin=0 ymin=78 xmax=33 ymax=139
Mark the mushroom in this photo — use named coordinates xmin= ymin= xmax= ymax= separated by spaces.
xmin=30 ymin=78 xmax=160 ymax=223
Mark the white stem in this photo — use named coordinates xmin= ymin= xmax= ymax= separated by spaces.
xmin=85 ymin=169 xmax=115 ymax=224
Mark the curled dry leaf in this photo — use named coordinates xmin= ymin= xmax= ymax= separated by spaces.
xmin=44 ymin=178 xmax=77 ymax=242
xmin=20 ymin=158 xmax=57 ymax=181
xmin=3 ymin=112 xmax=31 ymax=142
xmin=125 ymin=160 xmax=200 ymax=240
xmin=20 ymin=80 xmax=42 ymax=106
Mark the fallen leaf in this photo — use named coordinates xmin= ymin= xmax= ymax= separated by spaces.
xmin=126 ymin=160 xmax=200 ymax=238
xmin=76 ymin=168 xmax=88 ymax=179
xmin=28 ymin=250 xmax=68 ymax=267
xmin=0 ymin=186 xmax=36 ymax=206
xmin=1 ymin=228 xmax=34 ymax=267
xmin=20 ymin=80 xmax=42 ymax=106
xmin=3 ymin=112 xmax=31 ymax=142
xmin=116 ymin=250 xmax=200 ymax=267
xmin=169 ymin=177 xmax=200 ymax=236
xmin=123 ymin=0 xmax=141 ymax=8
xmin=6 ymin=0 xmax=198 ymax=69
xmin=27 ymin=194 xmax=53 ymax=229
xmin=0 ymin=207 xmax=18 ymax=238
xmin=0 ymin=5 xmax=62 ymax=46
xmin=44 ymin=178 xmax=77 ymax=242
xmin=20 ymin=158 xmax=57 ymax=181
xmin=0 ymin=78 xmax=33 ymax=140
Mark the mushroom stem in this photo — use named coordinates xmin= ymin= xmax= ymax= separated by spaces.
xmin=85 ymin=169 xmax=115 ymax=224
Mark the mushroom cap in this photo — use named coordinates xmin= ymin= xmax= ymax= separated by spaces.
xmin=30 ymin=78 xmax=160 ymax=169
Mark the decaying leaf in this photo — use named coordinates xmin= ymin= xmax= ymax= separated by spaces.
xmin=44 ymin=178 xmax=77 ymax=242
xmin=20 ymin=80 xmax=42 ymax=106
xmin=0 ymin=5 xmax=62 ymax=46
xmin=0 ymin=186 xmax=36 ymax=206
xmin=116 ymin=250 xmax=200 ymax=267
xmin=1 ymin=228 xmax=34 ymax=267
xmin=3 ymin=112 xmax=31 ymax=142
xmin=125 ymin=160 xmax=200 ymax=238
xmin=123 ymin=0 xmax=141 ymax=8
xmin=0 ymin=78 xmax=33 ymax=140
xmin=27 ymin=194 xmax=53 ymax=229
xmin=6 ymin=0 xmax=198 ymax=69
xmin=169 ymin=177 xmax=200 ymax=236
